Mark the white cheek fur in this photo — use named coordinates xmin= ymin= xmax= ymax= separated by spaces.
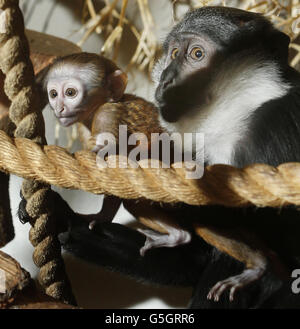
xmin=47 ymin=78 xmax=85 ymax=112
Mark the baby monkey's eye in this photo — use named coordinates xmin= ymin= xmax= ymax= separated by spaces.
xmin=171 ymin=48 xmax=179 ymax=60
xmin=65 ymin=88 xmax=77 ymax=97
xmin=190 ymin=47 xmax=204 ymax=60
xmin=49 ymin=89 xmax=58 ymax=98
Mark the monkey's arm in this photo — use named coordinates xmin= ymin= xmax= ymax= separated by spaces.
xmin=60 ymin=218 xmax=210 ymax=286
xmin=124 ymin=200 xmax=288 ymax=302
xmin=18 ymin=190 xmax=243 ymax=290
xmin=183 ymin=204 xmax=298 ymax=302
xmin=194 ymin=224 xmax=275 ymax=302
xmin=189 ymin=247 xmax=300 ymax=309
xmin=19 ymin=189 xmax=288 ymax=303
xmin=18 ymin=194 xmax=299 ymax=308
xmin=17 ymin=191 xmax=209 ymax=286
xmin=124 ymin=197 xmax=288 ymax=302
xmin=60 ymin=218 xmax=300 ymax=309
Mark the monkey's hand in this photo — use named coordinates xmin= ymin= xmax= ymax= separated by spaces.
xmin=138 ymin=222 xmax=191 ymax=256
xmin=207 ymin=266 xmax=266 ymax=302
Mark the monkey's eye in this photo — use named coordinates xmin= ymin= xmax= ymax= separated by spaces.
xmin=190 ymin=47 xmax=204 ymax=60
xmin=171 ymin=48 xmax=179 ymax=60
xmin=65 ymin=88 xmax=77 ymax=98
xmin=49 ymin=89 xmax=58 ymax=99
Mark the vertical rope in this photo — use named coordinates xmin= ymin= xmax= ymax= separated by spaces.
xmin=0 ymin=0 xmax=76 ymax=304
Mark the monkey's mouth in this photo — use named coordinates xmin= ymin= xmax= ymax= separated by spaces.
xmin=58 ymin=115 xmax=78 ymax=127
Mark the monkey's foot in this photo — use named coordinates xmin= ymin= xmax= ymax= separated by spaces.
xmin=138 ymin=228 xmax=191 ymax=256
xmin=207 ymin=267 xmax=265 ymax=302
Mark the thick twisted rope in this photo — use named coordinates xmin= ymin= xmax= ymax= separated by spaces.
xmin=0 ymin=130 xmax=299 ymax=208
xmin=0 ymin=0 xmax=75 ymax=304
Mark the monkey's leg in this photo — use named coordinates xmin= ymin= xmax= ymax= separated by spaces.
xmin=85 ymin=195 xmax=122 ymax=229
xmin=124 ymin=200 xmax=192 ymax=256
xmin=19 ymin=193 xmax=297 ymax=308
xmin=60 ymin=216 xmax=211 ymax=287
xmin=195 ymin=224 xmax=285 ymax=302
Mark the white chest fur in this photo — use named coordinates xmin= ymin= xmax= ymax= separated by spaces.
xmin=158 ymin=59 xmax=290 ymax=165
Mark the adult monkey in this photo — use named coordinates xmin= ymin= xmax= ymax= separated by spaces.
xmin=19 ymin=6 xmax=300 ymax=308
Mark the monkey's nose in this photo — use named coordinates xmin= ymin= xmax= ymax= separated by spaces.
xmin=58 ymin=107 xmax=65 ymax=113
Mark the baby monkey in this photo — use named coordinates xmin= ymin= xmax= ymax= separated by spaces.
xmin=41 ymin=52 xmax=127 ymax=129
xmin=40 ymin=52 xmax=191 ymax=256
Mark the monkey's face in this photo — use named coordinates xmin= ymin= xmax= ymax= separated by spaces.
xmin=47 ymin=77 xmax=96 ymax=127
xmin=45 ymin=59 xmax=128 ymax=127
xmin=154 ymin=33 xmax=219 ymax=124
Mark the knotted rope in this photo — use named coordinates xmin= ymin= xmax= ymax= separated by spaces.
xmin=0 ymin=130 xmax=299 ymax=208
xmin=0 ymin=0 xmax=75 ymax=304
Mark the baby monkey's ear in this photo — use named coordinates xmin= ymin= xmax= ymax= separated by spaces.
xmin=107 ymin=69 xmax=128 ymax=102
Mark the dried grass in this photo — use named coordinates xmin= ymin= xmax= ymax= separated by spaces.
xmin=79 ymin=0 xmax=159 ymax=74
xmin=67 ymin=0 xmax=300 ymax=150
xmin=79 ymin=1 xmax=300 ymax=72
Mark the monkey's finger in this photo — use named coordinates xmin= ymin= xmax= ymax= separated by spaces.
xmin=207 ymin=281 xmax=222 ymax=300
xmin=229 ymin=284 xmax=242 ymax=302
xmin=213 ymin=282 xmax=232 ymax=302
xmin=207 ymin=279 xmax=234 ymax=302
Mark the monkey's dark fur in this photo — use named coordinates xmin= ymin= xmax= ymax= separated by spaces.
xmin=235 ymin=86 xmax=300 ymax=166
xmin=18 ymin=199 xmax=300 ymax=308
xmin=19 ymin=6 xmax=300 ymax=308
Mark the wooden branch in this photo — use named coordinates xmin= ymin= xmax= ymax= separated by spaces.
xmin=26 ymin=29 xmax=82 ymax=75
xmin=0 ymin=250 xmax=31 ymax=307
xmin=0 ymin=251 xmax=77 ymax=309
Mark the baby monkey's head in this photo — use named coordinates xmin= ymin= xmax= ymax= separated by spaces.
xmin=43 ymin=52 xmax=127 ymax=127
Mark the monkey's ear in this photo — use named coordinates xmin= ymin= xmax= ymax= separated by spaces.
xmin=107 ymin=70 xmax=128 ymax=102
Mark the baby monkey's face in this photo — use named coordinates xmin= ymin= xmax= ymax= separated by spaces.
xmin=47 ymin=77 xmax=88 ymax=127
xmin=45 ymin=62 xmax=127 ymax=127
